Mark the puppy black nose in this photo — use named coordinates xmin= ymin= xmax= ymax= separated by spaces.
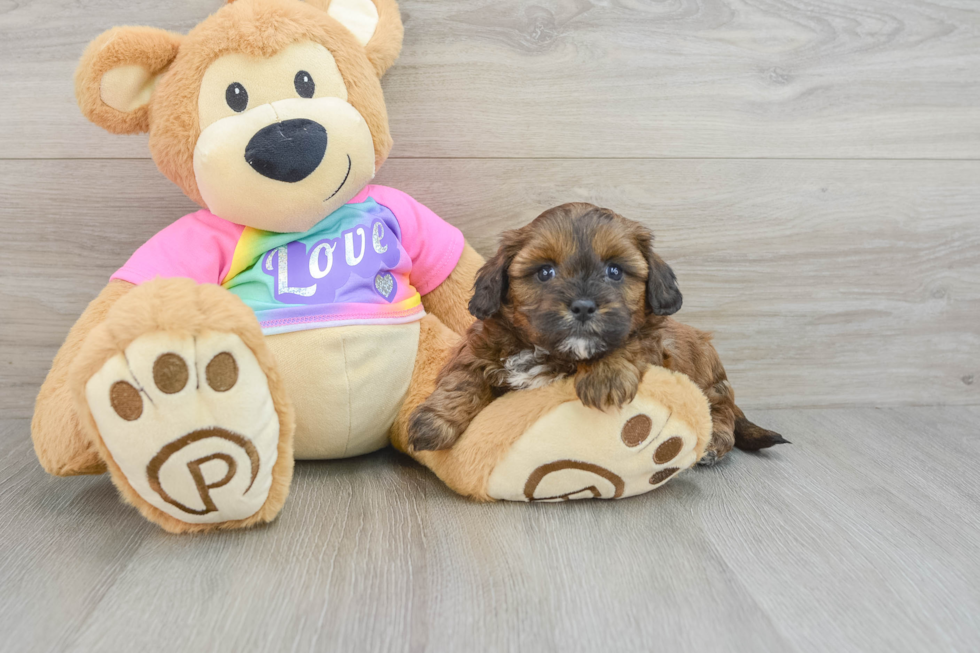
xmin=570 ymin=299 xmax=597 ymax=322
xmin=245 ymin=119 xmax=327 ymax=183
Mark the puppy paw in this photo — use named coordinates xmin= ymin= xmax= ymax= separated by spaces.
xmin=575 ymin=370 xmax=639 ymax=411
xmin=697 ymin=429 xmax=737 ymax=466
xmin=85 ymin=331 xmax=283 ymax=526
xmin=408 ymin=406 xmax=462 ymax=451
xmin=696 ymin=449 xmax=720 ymax=467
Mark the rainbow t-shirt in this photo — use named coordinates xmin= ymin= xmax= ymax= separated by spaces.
xmin=111 ymin=185 xmax=465 ymax=335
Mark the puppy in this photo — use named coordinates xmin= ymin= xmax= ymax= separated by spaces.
xmin=407 ymin=203 xmax=787 ymax=463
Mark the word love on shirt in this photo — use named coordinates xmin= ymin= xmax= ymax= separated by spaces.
xmin=262 ymin=219 xmax=402 ymax=304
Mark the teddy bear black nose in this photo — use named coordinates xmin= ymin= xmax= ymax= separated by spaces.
xmin=245 ymin=119 xmax=327 ymax=183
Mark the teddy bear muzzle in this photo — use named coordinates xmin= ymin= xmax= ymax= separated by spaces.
xmin=193 ymin=97 xmax=376 ymax=233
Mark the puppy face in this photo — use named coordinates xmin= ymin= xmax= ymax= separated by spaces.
xmin=470 ymin=203 xmax=683 ymax=360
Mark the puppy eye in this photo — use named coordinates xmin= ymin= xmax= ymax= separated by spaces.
xmin=536 ymin=265 xmax=556 ymax=282
xmin=294 ymin=70 xmax=315 ymax=98
xmin=606 ymin=263 xmax=624 ymax=281
xmin=225 ymin=82 xmax=248 ymax=112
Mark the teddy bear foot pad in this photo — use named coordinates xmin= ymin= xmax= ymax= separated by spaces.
xmin=487 ymin=394 xmax=702 ymax=502
xmin=85 ymin=331 xmax=281 ymax=525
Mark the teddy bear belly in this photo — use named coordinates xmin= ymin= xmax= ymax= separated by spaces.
xmin=265 ymin=321 xmax=421 ymax=459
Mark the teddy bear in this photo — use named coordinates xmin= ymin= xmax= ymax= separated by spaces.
xmin=31 ymin=0 xmax=714 ymax=533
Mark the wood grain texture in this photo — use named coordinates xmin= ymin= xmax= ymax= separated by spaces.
xmin=2 ymin=0 xmax=980 ymax=158
xmin=1 ymin=407 xmax=978 ymax=652
xmin=2 ymin=158 xmax=977 ymax=418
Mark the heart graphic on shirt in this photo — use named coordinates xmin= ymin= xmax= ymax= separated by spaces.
xmin=374 ymin=272 xmax=396 ymax=302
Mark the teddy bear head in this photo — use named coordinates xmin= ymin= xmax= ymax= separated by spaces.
xmin=75 ymin=0 xmax=403 ymax=233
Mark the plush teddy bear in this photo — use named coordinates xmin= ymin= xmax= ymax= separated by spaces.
xmin=31 ymin=0 xmax=713 ymax=533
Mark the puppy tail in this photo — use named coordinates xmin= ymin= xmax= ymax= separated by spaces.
xmin=733 ymin=406 xmax=790 ymax=451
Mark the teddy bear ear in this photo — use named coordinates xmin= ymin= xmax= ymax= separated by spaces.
xmin=319 ymin=0 xmax=403 ymax=77
xmin=75 ymin=26 xmax=182 ymax=135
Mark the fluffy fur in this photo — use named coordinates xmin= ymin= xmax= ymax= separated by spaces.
xmin=32 ymin=280 xmax=132 ymax=476
xmin=407 ymin=203 xmax=788 ymax=461
xmin=419 ymin=243 xmax=483 ymax=336
xmin=75 ymin=27 xmax=183 ymax=135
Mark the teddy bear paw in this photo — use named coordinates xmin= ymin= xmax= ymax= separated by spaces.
xmin=84 ymin=331 xmax=282 ymax=525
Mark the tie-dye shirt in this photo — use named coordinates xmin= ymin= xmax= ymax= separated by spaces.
xmin=111 ymin=185 xmax=464 ymax=335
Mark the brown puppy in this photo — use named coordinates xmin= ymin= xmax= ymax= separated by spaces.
xmin=407 ymin=203 xmax=787 ymax=463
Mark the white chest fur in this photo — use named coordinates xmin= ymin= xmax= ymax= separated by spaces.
xmin=500 ymin=347 xmax=566 ymax=391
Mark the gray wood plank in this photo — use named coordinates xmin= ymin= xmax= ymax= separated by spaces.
xmin=696 ymin=407 xmax=980 ymax=653
xmin=419 ymin=472 xmax=792 ymax=652
xmin=0 ymin=419 xmax=156 ymax=652
xmin=66 ymin=454 xmax=432 ymax=653
xmin=1 ymin=407 xmax=978 ymax=652
xmin=3 ymin=0 xmax=980 ymax=159
xmin=2 ymin=158 xmax=977 ymax=419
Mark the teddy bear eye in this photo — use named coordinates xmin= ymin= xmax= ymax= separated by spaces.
xmin=225 ymin=82 xmax=248 ymax=113
xmin=294 ymin=70 xmax=315 ymax=98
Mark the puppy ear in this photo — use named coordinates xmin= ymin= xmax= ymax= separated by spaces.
xmin=634 ymin=226 xmax=682 ymax=316
xmin=75 ymin=27 xmax=182 ymax=135
xmin=646 ymin=251 xmax=683 ymax=316
xmin=468 ymin=229 xmax=527 ymax=319
xmin=468 ymin=247 xmax=511 ymax=320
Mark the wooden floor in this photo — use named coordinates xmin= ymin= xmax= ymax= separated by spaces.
xmin=1 ymin=407 xmax=978 ymax=652
xmin=2 ymin=0 xmax=980 ymax=650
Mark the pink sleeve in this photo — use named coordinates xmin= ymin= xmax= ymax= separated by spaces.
xmin=362 ymin=185 xmax=465 ymax=295
xmin=110 ymin=210 xmax=245 ymax=286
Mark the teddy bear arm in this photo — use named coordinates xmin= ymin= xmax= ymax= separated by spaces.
xmin=32 ymin=279 xmax=134 ymax=476
xmin=419 ymin=242 xmax=484 ymax=336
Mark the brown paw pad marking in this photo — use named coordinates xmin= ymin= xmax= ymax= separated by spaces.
xmin=654 ymin=437 xmax=683 ymax=464
xmin=206 ymin=352 xmax=238 ymax=392
xmin=109 ymin=351 xmax=238 ymax=420
xmin=153 ymin=353 xmax=188 ymax=394
xmin=649 ymin=467 xmax=680 ymax=486
xmin=621 ymin=414 xmax=653 ymax=447
xmin=146 ymin=427 xmax=259 ymax=515
xmin=524 ymin=460 xmax=626 ymax=501
xmin=110 ymin=381 xmax=142 ymax=421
